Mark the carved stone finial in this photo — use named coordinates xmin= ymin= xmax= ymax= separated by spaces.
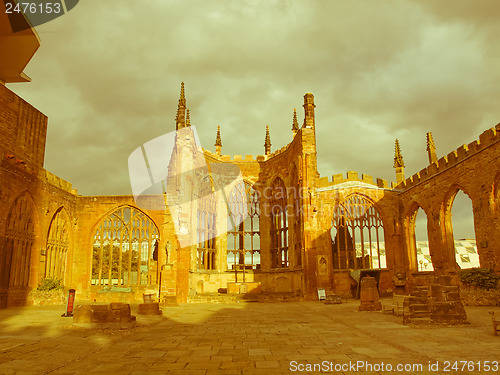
xmin=393 ymin=139 xmax=405 ymax=168
xmin=215 ymin=125 xmax=222 ymax=147
xmin=179 ymin=82 xmax=185 ymax=104
xmin=215 ymin=125 xmax=222 ymax=155
xmin=175 ymin=82 xmax=187 ymax=130
xmin=292 ymin=108 xmax=299 ymax=135
xmin=394 ymin=139 xmax=405 ymax=184
xmin=426 ymin=132 xmax=437 ymax=164
xmin=264 ymin=125 xmax=271 ymax=155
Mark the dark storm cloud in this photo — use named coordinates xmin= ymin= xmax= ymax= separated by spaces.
xmin=9 ymin=0 xmax=497 ymax=238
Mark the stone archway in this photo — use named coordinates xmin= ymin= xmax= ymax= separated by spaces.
xmin=91 ymin=206 xmax=159 ymax=287
xmin=442 ymin=186 xmax=478 ymax=270
xmin=44 ymin=207 xmax=70 ymax=283
xmin=0 ymin=193 xmax=36 ymax=307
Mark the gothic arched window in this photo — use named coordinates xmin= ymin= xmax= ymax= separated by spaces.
xmin=197 ymin=177 xmax=217 ymax=270
xmin=227 ymin=181 xmax=260 ymax=270
xmin=45 ymin=208 xmax=69 ymax=281
xmin=270 ymin=178 xmax=288 ymax=268
xmin=331 ymin=194 xmax=384 ymax=270
xmin=1 ymin=194 xmax=35 ymax=290
xmin=91 ymin=206 xmax=159 ymax=286
xmin=290 ymin=165 xmax=302 ymax=267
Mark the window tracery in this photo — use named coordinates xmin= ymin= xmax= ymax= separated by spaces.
xmin=2 ymin=194 xmax=35 ymax=289
xmin=227 ymin=181 xmax=260 ymax=270
xmin=91 ymin=206 xmax=159 ymax=286
xmin=197 ymin=177 xmax=217 ymax=270
xmin=331 ymin=194 xmax=385 ymax=269
xmin=270 ymin=178 xmax=288 ymax=268
xmin=44 ymin=208 xmax=69 ymax=281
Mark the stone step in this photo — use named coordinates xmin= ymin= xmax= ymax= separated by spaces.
xmin=409 ymin=317 xmax=433 ymax=324
xmin=410 ymin=289 xmax=429 ymax=297
xmin=409 ymin=296 xmax=428 ymax=304
xmin=411 ymin=286 xmax=429 ymax=291
xmin=409 ymin=304 xmax=430 ymax=312
xmin=431 ymin=313 xmax=467 ymax=323
xmin=410 ymin=312 xmax=432 ymax=318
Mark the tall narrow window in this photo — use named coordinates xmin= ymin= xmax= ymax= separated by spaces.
xmin=449 ymin=190 xmax=478 ymax=268
xmin=197 ymin=177 xmax=217 ymax=270
xmin=45 ymin=208 xmax=69 ymax=281
xmin=91 ymin=206 xmax=159 ymax=286
xmin=270 ymin=178 xmax=288 ymax=268
xmin=331 ymin=194 xmax=384 ymax=270
xmin=290 ymin=166 xmax=302 ymax=267
xmin=1 ymin=194 xmax=35 ymax=291
xmin=227 ymin=181 xmax=261 ymax=270
xmin=407 ymin=206 xmax=433 ymax=272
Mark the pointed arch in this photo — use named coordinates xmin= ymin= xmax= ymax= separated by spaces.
xmin=226 ymin=181 xmax=261 ymax=270
xmin=44 ymin=207 xmax=70 ymax=282
xmin=492 ymin=172 xmax=500 ymax=218
xmin=405 ymin=203 xmax=432 ymax=272
xmin=290 ymin=163 xmax=303 ymax=267
xmin=331 ymin=193 xmax=384 ymax=269
xmin=442 ymin=185 xmax=478 ymax=269
xmin=1 ymin=191 xmax=36 ymax=292
xmin=91 ymin=205 xmax=160 ymax=287
xmin=270 ymin=177 xmax=288 ymax=268
xmin=197 ymin=176 xmax=217 ymax=270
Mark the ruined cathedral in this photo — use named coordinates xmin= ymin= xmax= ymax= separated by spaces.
xmin=1 ymin=24 xmax=500 ymax=310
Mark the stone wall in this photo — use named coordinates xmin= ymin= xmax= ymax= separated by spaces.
xmin=0 ymin=84 xmax=47 ymax=169
xmin=398 ymin=125 xmax=500 ymax=275
xmin=0 ymin=85 xmax=79 ymax=307
xmin=2 ymin=82 xmax=500 ymax=308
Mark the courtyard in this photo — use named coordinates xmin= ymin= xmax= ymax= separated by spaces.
xmin=0 ymin=300 xmax=498 ymax=375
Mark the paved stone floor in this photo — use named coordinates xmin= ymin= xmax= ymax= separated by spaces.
xmin=0 ymin=300 xmax=498 ymax=375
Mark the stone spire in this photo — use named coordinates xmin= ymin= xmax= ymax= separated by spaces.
xmin=175 ymin=82 xmax=187 ymax=130
xmin=394 ymin=139 xmax=405 ymax=184
xmin=215 ymin=125 xmax=222 ymax=155
xmin=264 ymin=125 xmax=271 ymax=155
xmin=302 ymin=92 xmax=315 ymax=128
xmin=186 ymin=109 xmax=191 ymax=127
xmin=394 ymin=139 xmax=405 ymax=168
xmin=291 ymin=108 xmax=299 ymax=136
xmin=426 ymin=132 xmax=437 ymax=164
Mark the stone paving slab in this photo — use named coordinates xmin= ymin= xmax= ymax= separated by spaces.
xmin=0 ymin=301 xmax=498 ymax=374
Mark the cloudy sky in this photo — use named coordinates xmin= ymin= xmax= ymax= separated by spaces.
xmin=9 ymin=0 xmax=499 ymax=240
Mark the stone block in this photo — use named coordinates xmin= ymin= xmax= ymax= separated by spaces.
xmin=409 ymin=303 xmax=429 ymax=312
xmin=346 ymin=171 xmax=358 ymax=180
xmin=138 ymin=302 xmax=162 ymax=315
xmin=110 ymin=302 xmax=128 ymax=310
xmin=446 ymin=292 xmax=461 ymax=301
xmin=324 ymin=294 xmax=342 ymax=304
xmin=73 ymin=305 xmax=93 ymax=323
xmin=73 ymin=303 xmax=135 ymax=326
xmin=92 ymin=309 xmax=111 ymax=323
xmin=436 ymin=275 xmax=452 ymax=285
xmin=359 ymin=276 xmax=382 ymax=311
xmin=430 ymin=285 xmax=444 ymax=300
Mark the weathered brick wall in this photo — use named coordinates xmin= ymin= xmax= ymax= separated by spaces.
xmin=0 ymin=161 xmax=41 ymax=306
xmin=39 ymin=172 xmax=78 ymax=286
xmin=0 ymin=85 xmax=52 ymax=305
xmin=0 ymin=84 xmax=47 ymax=169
